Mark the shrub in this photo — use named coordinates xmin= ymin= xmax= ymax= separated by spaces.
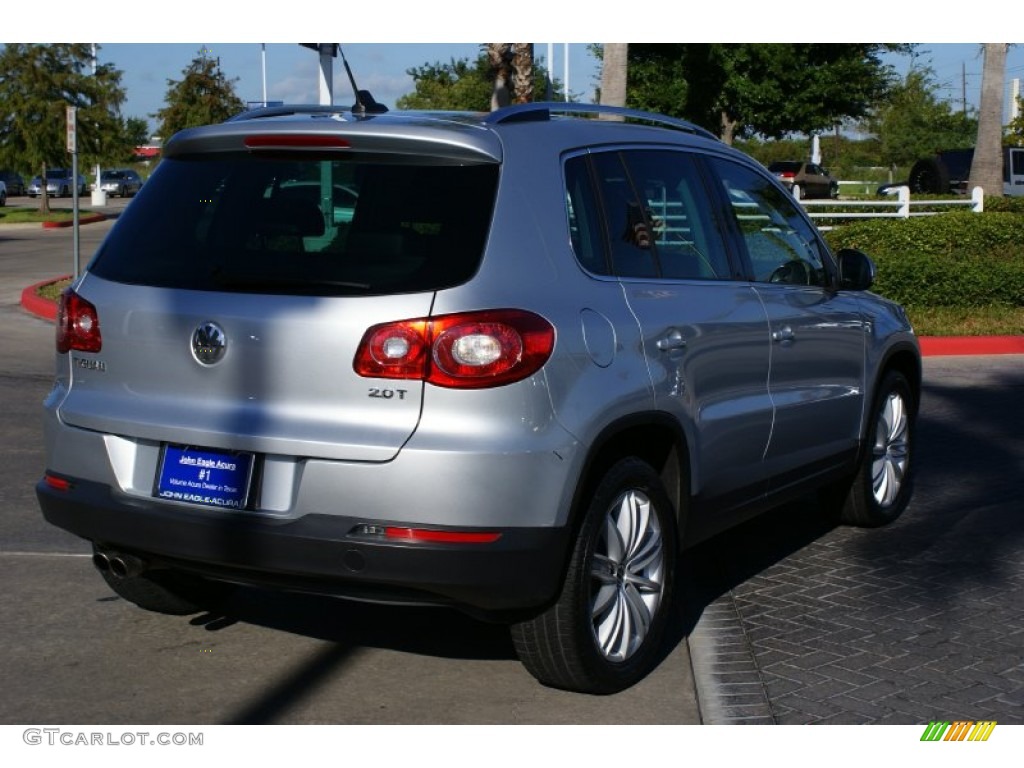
xmin=823 ymin=212 xmax=1024 ymax=309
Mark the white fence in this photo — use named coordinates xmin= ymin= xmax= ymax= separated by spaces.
xmin=796 ymin=185 xmax=984 ymax=230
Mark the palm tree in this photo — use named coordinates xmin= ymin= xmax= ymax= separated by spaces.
xmin=487 ymin=44 xmax=512 ymax=111
xmin=600 ymin=44 xmax=629 ymax=111
xmin=511 ymin=44 xmax=534 ymax=104
xmin=967 ymin=44 xmax=1008 ymax=196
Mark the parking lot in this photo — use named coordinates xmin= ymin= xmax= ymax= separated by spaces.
xmin=1 ymin=214 xmax=1021 ymax=726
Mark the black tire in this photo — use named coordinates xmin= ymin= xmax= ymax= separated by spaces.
xmin=0 ymin=191 xmax=6 ymax=207
xmin=511 ymin=457 xmax=678 ymax=694
xmin=98 ymin=562 xmax=230 ymax=616
xmin=908 ymin=157 xmax=950 ymax=195
xmin=824 ymin=370 xmax=916 ymax=527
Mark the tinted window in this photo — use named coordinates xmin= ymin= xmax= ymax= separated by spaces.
xmin=709 ymin=158 xmax=830 ymax=287
xmin=89 ymin=156 xmax=498 ymax=296
xmin=620 ymin=151 xmax=731 ymax=280
xmin=566 ymin=150 xmax=731 ymax=281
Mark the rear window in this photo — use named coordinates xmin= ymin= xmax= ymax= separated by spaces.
xmin=89 ymin=156 xmax=498 ymax=296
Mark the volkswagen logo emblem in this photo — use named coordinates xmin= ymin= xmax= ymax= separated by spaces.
xmin=191 ymin=321 xmax=227 ymax=366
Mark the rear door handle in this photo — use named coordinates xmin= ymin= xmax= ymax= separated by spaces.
xmin=772 ymin=326 xmax=795 ymax=343
xmin=656 ymin=329 xmax=687 ymax=351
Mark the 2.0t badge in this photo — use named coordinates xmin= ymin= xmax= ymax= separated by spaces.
xmin=191 ymin=321 xmax=227 ymax=365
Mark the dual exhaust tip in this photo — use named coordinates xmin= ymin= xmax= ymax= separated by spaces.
xmin=92 ymin=549 xmax=147 ymax=579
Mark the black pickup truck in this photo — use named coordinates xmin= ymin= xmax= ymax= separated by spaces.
xmin=906 ymin=147 xmax=1024 ymax=196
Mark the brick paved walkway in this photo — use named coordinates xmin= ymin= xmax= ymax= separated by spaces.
xmin=688 ymin=357 xmax=1024 ymax=725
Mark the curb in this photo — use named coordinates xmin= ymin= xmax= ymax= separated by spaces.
xmin=20 ymin=275 xmax=71 ymax=322
xmin=917 ymin=335 xmax=1024 ymax=356
xmin=17 ymin=277 xmax=1024 ymax=357
xmin=41 ymin=213 xmax=107 ymax=229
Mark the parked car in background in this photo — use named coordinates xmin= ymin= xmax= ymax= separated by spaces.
xmin=0 ymin=170 xmax=27 ymax=197
xmin=0 ymin=181 xmax=6 ymax=207
xmin=767 ymin=161 xmax=839 ymax=199
xmin=97 ymin=168 xmax=144 ymax=197
xmin=27 ymin=169 xmax=88 ymax=198
xmin=38 ymin=102 xmax=921 ymax=695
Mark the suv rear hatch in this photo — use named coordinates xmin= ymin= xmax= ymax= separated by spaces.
xmin=59 ymin=116 xmax=501 ymax=462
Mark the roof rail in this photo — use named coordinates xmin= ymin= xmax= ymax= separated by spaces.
xmin=484 ymin=102 xmax=719 ymax=141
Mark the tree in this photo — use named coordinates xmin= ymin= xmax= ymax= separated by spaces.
xmin=154 ymin=49 xmax=245 ymax=140
xmin=1007 ymin=95 xmax=1024 ymax=145
xmin=0 ymin=43 xmax=130 ymax=212
xmin=487 ymin=44 xmax=513 ymax=110
xmin=123 ymin=116 xmax=151 ymax=148
xmin=396 ymin=53 xmax=561 ymax=112
xmin=968 ymin=44 xmax=1008 ymax=195
xmin=865 ymin=67 xmax=977 ymax=168
xmin=599 ymin=44 xmax=628 ymax=111
xmin=620 ymin=44 xmax=902 ymax=144
xmin=511 ymin=44 xmax=534 ymax=105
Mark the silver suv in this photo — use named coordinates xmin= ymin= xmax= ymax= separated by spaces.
xmin=38 ymin=103 xmax=920 ymax=694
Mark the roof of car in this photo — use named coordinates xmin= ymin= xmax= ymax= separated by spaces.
xmin=163 ymin=103 xmax=723 ymax=164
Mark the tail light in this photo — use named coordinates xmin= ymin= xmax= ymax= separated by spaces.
xmin=56 ymin=288 xmax=102 ymax=354
xmin=354 ymin=309 xmax=554 ymax=389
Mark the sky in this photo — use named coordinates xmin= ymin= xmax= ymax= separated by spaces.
xmin=5 ymin=4 xmax=1023 ymax=137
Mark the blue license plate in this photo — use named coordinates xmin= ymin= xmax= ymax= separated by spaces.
xmin=156 ymin=445 xmax=254 ymax=509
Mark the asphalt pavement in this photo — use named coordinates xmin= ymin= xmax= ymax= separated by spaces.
xmin=2 ymin=202 xmax=1022 ymax=726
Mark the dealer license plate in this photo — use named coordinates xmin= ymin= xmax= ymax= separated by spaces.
xmin=156 ymin=445 xmax=254 ymax=509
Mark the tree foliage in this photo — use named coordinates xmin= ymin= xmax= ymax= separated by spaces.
xmin=0 ymin=43 xmax=131 ymax=179
xmin=154 ymin=50 xmax=246 ymax=139
xmin=396 ymin=50 xmax=562 ymax=112
xmin=1008 ymin=96 xmax=1024 ymax=145
xmin=124 ymin=116 xmax=151 ymax=147
xmin=863 ymin=67 xmax=977 ymax=167
xmin=611 ymin=44 xmax=902 ymax=143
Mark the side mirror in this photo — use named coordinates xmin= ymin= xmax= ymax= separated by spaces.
xmin=836 ymin=248 xmax=876 ymax=291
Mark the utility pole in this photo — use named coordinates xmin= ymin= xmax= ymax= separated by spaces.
xmin=261 ymin=43 xmax=267 ymax=106
xmin=67 ymin=105 xmax=80 ymax=279
xmin=90 ymin=44 xmax=106 ymax=207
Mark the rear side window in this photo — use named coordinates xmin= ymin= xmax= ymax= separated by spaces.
xmin=89 ymin=156 xmax=498 ymax=296
xmin=565 ymin=149 xmax=731 ymax=281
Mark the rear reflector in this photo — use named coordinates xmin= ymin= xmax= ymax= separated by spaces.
xmin=44 ymin=474 xmax=72 ymax=492
xmin=384 ymin=527 xmax=502 ymax=544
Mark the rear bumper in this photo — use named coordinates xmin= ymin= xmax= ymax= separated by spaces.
xmin=37 ymin=474 xmax=570 ymax=616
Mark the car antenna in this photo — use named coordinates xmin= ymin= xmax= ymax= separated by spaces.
xmin=338 ymin=45 xmax=388 ymax=115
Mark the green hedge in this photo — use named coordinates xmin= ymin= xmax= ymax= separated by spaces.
xmin=822 ymin=211 xmax=1024 ymax=309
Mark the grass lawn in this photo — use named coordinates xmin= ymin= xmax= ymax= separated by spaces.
xmin=907 ymin=306 xmax=1024 ymax=336
xmin=0 ymin=208 xmax=92 ymax=224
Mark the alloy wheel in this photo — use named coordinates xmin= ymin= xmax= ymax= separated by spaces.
xmin=589 ymin=488 xmax=666 ymax=662
xmin=871 ymin=390 xmax=909 ymax=508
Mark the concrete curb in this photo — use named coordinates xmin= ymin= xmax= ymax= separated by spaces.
xmin=17 ymin=276 xmax=1024 ymax=356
